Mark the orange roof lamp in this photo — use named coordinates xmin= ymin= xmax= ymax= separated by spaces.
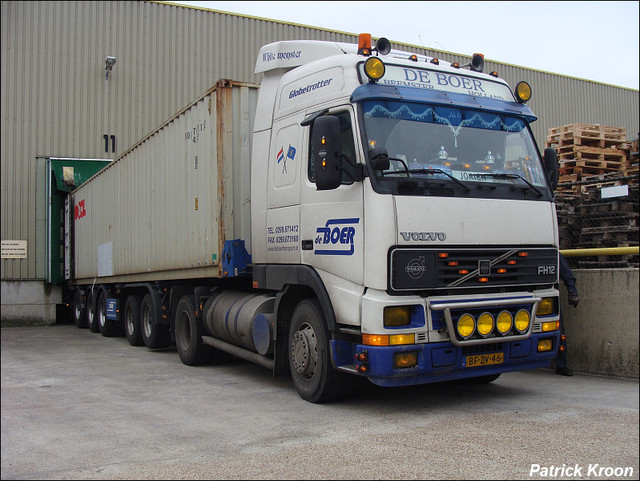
xmin=357 ymin=33 xmax=391 ymax=56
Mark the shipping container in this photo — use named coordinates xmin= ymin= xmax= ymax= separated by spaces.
xmin=69 ymin=80 xmax=259 ymax=284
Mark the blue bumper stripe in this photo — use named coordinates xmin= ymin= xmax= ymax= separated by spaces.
xmin=331 ymin=332 xmax=559 ymax=387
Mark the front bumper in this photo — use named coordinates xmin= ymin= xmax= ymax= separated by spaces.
xmin=331 ymin=331 xmax=560 ymax=387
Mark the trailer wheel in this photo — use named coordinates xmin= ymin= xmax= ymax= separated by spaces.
xmin=288 ymin=299 xmax=347 ymax=403
xmin=141 ymin=293 xmax=170 ymax=349
xmin=86 ymin=289 xmax=100 ymax=333
xmin=124 ymin=295 xmax=144 ymax=346
xmin=175 ymin=295 xmax=213 ymax=366
xmin=72 ymin=289 xmax=86 ymax=328
xmin=98 ymin=290 xmax=118 ymax=337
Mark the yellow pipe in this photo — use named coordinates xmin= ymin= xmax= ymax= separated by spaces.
xmin=560 ymin=247 xmax=639 ymax=257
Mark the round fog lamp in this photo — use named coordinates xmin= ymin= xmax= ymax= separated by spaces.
xmin=456 ymin=313 xmax=475 ymax=339
xmin=476 ymin=312 xmax=494 ymax=337
xmin=364 ymin=57 xmax=385 ymax=81
xmin=496 ymin=311 xmax=513 ymax=335
xmin=514 ymin=309 xmax=530 ymax=333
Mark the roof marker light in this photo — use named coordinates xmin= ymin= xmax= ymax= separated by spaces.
xmin=358 ymin=33 xmax=372 ymax=56
xmin=430 ymin=58 xmax=439 ymax=65
xmin=409 ymin=54 xmax=418 ymax=62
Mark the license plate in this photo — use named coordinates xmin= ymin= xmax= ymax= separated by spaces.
xmin=465 ymin=352 xmax=504 ymax=367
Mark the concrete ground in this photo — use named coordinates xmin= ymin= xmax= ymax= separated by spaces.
xmin=2 ymin=325 xmax=638 ymax=480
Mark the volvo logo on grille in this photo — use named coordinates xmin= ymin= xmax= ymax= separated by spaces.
xmin=405 ymin=256 xmax=426 ymax=279
xmin=478 ymin=259 xmax=491 ymax=276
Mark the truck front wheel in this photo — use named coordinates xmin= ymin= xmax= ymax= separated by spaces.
xmin=140 ymin=293 xmax=170 ymax=349
xmin=175 ymin=295 xmax=213 ymax=366
xmin=288 ymin=299 xmax=347 ymax=403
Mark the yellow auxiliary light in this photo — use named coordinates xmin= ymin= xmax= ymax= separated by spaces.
xmin=496 ymin=311 xmax=513 ymax=335
xmin=542 ymin=321 xmax=559 ymax=332
xmin=515 ymin=81 xmax=532 ymax=103
xmin=514 ymin=309 xmax=531 ymax=333
xmin=394 ymin=351 xmax=418 ymax=369
xmin=476 ymin=312 xmax=494 ymax=337
xmin=537 ymin=339 xmax=553 ymax=352
xmin=457 ymin=313 xmax=475 ymax=339
xmin=364 ymin=57 xmax=385 ymax=82
xmin=389 ymin=333 xmax=415 ymax=345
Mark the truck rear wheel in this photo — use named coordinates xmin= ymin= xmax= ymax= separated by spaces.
xmin=124 ymin=294 xmax=144 ymax=346
xmin=72 ymin=289 xmax=86 ymax=328
xmin=175 ymin=295 xmax=213 ymax=365
xmin=141 ymin=293 xmax=170 ymax=349
xmin=86 ymin=289 xmax=100 ymax=333
xmin=98 ymin=290 xmax=118 ymax=337
xmin=288 ymin=299 xmax=347 ymax=403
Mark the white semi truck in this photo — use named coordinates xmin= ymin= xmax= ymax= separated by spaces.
xmin=64 ymin=34 xmax=562 ymax=403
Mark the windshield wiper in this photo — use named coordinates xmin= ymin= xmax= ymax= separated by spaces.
xmin=482 ymin=172 xmax=544 ymax=198
xmin=407 ymin=168 xmax=471 ymax=193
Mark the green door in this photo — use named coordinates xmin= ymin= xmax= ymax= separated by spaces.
xmin=46 ymin=158 xmax=111 ymax=284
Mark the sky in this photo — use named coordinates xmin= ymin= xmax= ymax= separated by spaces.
xmin=170 ymin=1 xmax=639 ymax=90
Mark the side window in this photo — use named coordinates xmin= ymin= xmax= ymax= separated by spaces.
xmin=308 ymin=111 xmax=356 ymax=184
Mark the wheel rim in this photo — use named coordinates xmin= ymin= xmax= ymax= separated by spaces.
xmin=125 ymin=306 xmax=134 ymax=336
xmin=291 ymin=322 xmax=318 ymax=380
xmin=87 ymin=298 xmax=94 ymax=324
xmin=98 ymin=300 xmax=106 ymax=328
xmin=74 ymin=299 xmax=81 ymax=321
xmin=142 ymin=304 xmax=152 ymax=338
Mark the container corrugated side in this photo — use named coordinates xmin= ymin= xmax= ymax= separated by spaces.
xmin=70 ymin=80 xmax=259 ymax=284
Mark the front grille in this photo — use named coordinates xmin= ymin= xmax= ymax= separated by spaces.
xmin=462 ymin=343 xmax=504 ymax=356
xmin=390 ymin=246 xmax=557 ymax=292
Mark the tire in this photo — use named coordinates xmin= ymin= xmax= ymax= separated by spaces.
xmin=86 ymin=289 xmax=101 ymax=333
xmin=175 ymin=295 xmax=213 ymax=366
xmin=124 ymin=294 xmax=144 ymax=346
xmin=141 ymin=293 xmax=170 ymax=349
xmin=98 ymin=290 xmax=118 ymax=337
xmin=288 ymin=298 xmax=348 ymax=403
xmin=72 ymin=289 xmax=86 ymax=328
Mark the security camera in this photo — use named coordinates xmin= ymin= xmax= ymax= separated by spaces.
xmin=105 ymin=56 xmax=117 ymax=68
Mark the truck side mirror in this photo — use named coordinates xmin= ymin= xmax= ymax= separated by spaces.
xmin=543 ymin=147 xmax=559 ymax=190
xmin=368 ymin=146 xmax=390 ymax=171
xmin=312 ymin=116 xmax=342 ymax=190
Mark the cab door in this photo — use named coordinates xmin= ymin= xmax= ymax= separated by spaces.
xmin=300 ymin=107 xmax=364 ymax=326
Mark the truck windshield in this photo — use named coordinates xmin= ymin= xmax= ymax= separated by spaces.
xmin=361 ymin=100 xmax=551 ymax=199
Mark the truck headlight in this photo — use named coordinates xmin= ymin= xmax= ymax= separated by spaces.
xmin=384 ymin=306 xmax=411 ymax=327
xmin=537 ymin=298 xmax=556 ymax=316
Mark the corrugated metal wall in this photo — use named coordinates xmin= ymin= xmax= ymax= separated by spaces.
xmin=1 ymin=0 xmax=638 ymax=281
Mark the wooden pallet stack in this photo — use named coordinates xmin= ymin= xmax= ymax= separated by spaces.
xmin=555 ymin=177 xmax=639 ymax=268
xmin=546 ymin=123 xmax=629 ymax=184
